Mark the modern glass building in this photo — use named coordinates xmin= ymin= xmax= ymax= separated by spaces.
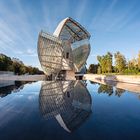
xmin=38 ymin=17 xmax=91 ymax=79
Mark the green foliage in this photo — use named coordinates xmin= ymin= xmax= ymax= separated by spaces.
xmin=0 ymin=54 xmax=13 ymax=71
xmin=114 ymin=51 xmax=126 ymax=73
xmin=106 ymin=52 xmax=113 ymax=73
xmin=97 ymin=84 xmax=125 ymax=97
xmin=97 ymin=66 xmax=101 ymax=74
xmin=88 ymin=50 xmax=140 ymax=75
xmin=128 ymin=58 xmax=138 ymax=70
xmin=115 ymin=88 xmax=125 ymax=97
xmin=87 ymin=64 xmax=98 ymax=74
xmin=98 ymin=84 xmax=113 ymax=96
xmin=123 ymin=69 xmax=139 ymax=75
xmin=97 ymin=52 xmax=113 ymax=73
xmin=0 ymin=53 xmax=44 ymax=75
xmin=138 ymin=51 xmax=140 ymax=69
xmin=97 ymin=55 xmax=106 ymax=73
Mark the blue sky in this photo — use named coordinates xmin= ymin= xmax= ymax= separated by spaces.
xmin=0 ymin=0 xmax=140 ymax=69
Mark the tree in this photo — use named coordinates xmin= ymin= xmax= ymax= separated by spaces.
xmin=98 ymin=84 xmax=113 ymax=96
xmin=97 ymin=52 xmax=113 ymax=73
xmin=97 ymin=55 xmax=106 ymax=73
xmin=19 ymin=65 xmax=26 ymax=74
xmin=115 ymin=88 xmax=125 ymax=97
xmin=114 ymin=51 xmax=126 ymax=73
xmin=87 ymin=64 xmax=98 ymax=74
xmin=0 ymin=54 xmax=13 ymax=71
xmin=138 ymin=51 xmax=140 ymax=70
xmin=97 ymin=66 xmax=101 ymax=74
xmin=128 ymin=58 xmax=138 ymax=70
xmin=12 ymin=62 xmax=21 ymax=75
xmin=0 ymin=53 xmax=44 ymax=75
xmin=106 ymin=52 xmax=113 ymax=73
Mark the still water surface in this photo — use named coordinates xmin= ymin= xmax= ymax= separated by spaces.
xmin=0 ymin=80 xmax=140 ymax=140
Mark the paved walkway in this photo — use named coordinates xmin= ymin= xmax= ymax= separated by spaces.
xmin=0 ymin=75 xmax=46 ymax=81
xmin=84 ymin=74 xmax=140 ymax=94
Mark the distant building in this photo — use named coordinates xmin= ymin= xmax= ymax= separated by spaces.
xmin=38 ymin=17 xmax=91 ymax=79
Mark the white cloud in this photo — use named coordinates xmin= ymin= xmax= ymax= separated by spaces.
xmin=76 ymin=0 xmax=89 ymax=20
xmin=14 ymin=49 xmax=37 ymax=57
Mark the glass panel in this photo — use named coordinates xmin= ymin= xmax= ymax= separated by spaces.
xmin=38 ymin=32 xmax=63 ymax=75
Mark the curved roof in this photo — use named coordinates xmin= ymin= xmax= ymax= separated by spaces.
xmin=53 ymin=17 xmax=91 ymax=41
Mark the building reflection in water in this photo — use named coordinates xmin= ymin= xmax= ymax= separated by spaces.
xmin=39 ymin=80 xmax=92 ymax=132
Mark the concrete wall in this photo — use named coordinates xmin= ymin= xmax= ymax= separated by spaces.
xmin=84 ymin=74 xmax=140 ymax=94
xmin=84 ymin=74 xmax=140 ymax=84
xmin=0 ymin=71 xmax=14 ymax=76
xmin=0 ymin=80 xmax=15 ymax=88
xmin=65 ymin=70 xmax=76 ymax=80
xmin=0 ymin=75 xmax=46 ymax=81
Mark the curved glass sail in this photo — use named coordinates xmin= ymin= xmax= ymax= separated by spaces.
xmin=54 ymin=17 xmax=91 ymax=72
xmin=72 ymin=39 xmax=90 ymax=71
xmin=38 ymin=31 xmax=63 ymax=75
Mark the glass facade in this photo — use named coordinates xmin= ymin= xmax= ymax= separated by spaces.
xmin=38 ymin=17 xmax=91 ymax=76
xmin=38 ymin=31 xmax=63 ymax=75
xmin=71 ymin=39 xmax=90 ymax=71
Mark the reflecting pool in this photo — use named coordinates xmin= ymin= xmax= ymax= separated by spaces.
xmin=0 ymin=80 xmax=140 ymax=140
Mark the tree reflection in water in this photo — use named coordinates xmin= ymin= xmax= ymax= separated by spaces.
xmin=0 ymin=81 xmax=31 ymax=98
xmin=98 ymin=84 xmax=113 ymax=96
xmin=39 ymin=80 xmax=92 ymax=133
xmin=90 ymin=82 xmax=126 ymax=97
xmin=115 ymin=88 xmax=125 ymax=97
